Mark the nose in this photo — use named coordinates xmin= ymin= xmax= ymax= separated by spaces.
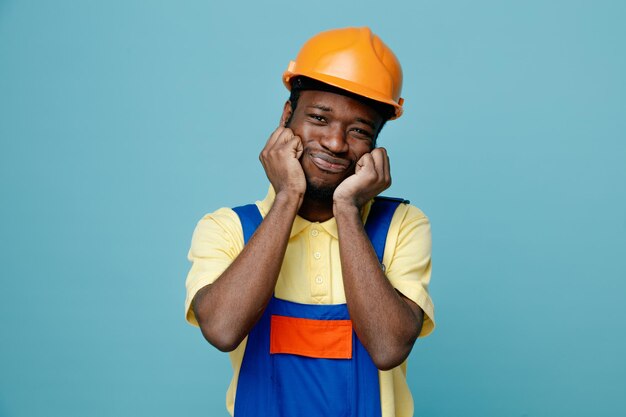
xmin=320 ymin=125 xmax=349 ymax=154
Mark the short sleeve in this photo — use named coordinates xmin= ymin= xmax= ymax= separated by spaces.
xmin=383 ymin=204 xmax=435 ymax=337
xmin=184 ymin=207 xmax=245 ymax=326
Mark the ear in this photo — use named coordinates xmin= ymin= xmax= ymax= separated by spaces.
xmin=280 ymin=101 xmax=293 ymax=127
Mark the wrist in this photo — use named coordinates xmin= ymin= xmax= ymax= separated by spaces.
xmin=332 ymin=198 xmax=361 ymax=218
xmin=274 ymin=189 xmax=304 ymax=212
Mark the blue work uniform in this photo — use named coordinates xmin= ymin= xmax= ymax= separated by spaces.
xmin=232 ymin=197 xmax=405 ymax=417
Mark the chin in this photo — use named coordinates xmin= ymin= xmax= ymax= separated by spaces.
xmin=305 ymin=179 xmax=337 ymax=201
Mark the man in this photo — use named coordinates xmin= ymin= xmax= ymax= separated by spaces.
xmin=185 ymin=27 xmax=435 ymax=417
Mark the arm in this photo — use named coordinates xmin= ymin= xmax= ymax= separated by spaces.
xmin=192 ymin=127 xmax=305 ymax=352
xmin=333 ymin=148 xmax=424 ymax=370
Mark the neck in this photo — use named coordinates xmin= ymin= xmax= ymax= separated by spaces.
xmin=298 ymin=194 xmax=334 ymax=222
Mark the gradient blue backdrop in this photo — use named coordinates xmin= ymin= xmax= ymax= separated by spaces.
xmin=1 ymin=1 xmax=625 ymax=416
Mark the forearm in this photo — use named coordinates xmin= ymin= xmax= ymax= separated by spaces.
xmin=193 ymin=192 xmax=301 ymax=351
xmin=335 ymin=202 xmax=423 ymax=370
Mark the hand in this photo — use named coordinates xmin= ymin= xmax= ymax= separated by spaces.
xmin=333 ymin=147 xmax=391 ymax=210
xmin=259 ymin=126 xmax=306 ymax=202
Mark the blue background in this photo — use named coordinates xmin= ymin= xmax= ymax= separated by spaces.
xmin=1 ymin=1 xmax=625 ymax=416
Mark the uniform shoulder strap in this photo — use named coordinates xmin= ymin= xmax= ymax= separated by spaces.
xmin=364 ymin=196 xmax=408 ymax=264
xmin=232 ymin=204 xmax=263 ymax=245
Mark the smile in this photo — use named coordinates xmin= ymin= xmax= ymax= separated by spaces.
xmin=309 ymin=153 xmax=350 ymax=174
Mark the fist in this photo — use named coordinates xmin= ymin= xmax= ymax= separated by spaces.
xmin=333 ymin=147 xmax=391 ymax=209
xmin=259 ymin=126 xmax=306 ymax=198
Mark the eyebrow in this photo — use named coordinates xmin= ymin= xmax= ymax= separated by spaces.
xmin=307 ymin=104 xmax=333 ymax=112
xmin=355 ymin=117 xmax=377 ymax=130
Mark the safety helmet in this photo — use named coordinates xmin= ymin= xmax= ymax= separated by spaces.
xmin=283 ymin=27 xmax=404 ymax=119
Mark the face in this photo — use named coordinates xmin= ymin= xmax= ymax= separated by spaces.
xmin=282 ymin=90 xmax=384 ymax=198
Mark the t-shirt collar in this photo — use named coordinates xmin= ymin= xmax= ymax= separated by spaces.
xmin=258 ymin=185 xmax=373 ymax=240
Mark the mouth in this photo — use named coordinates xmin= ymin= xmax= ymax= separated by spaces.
xmin=309 ymin=152 xmax=351 ymax=174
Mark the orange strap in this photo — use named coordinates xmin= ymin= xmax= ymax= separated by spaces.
xmin=269 ymin=315 xmax=353 ymax=359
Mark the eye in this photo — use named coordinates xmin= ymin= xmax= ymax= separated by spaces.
xmin=307 ymin=114 xmax=327 ymax=123
xmin=351 ymin=127 xmax=374 ymax=140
